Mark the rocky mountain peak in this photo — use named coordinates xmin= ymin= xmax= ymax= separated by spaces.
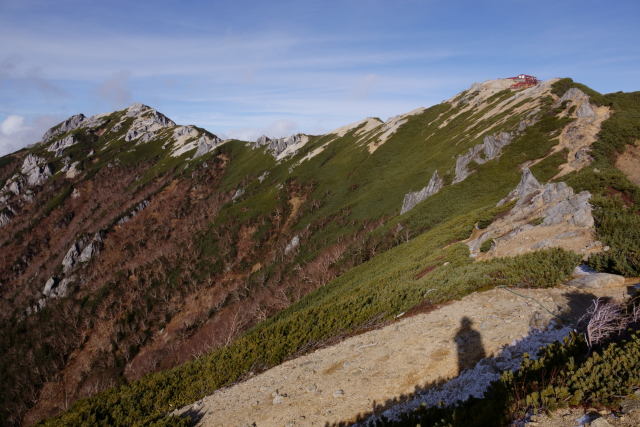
xmin=252 ymin=133 xmax=310 ymax=159
xmin=42 ymin=114 xmax=87 ymax=143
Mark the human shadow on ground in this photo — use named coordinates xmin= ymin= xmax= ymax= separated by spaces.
xmin=328 ymin=290 xmax=600 ymax=427
xmin=175 ymin=404 xmax=206 ymax=426
xmin=455 ymin=316 xmax=486 ymax=374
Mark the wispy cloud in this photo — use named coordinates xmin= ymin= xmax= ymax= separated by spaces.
xmin=0 ymin=0 xmax=637 ymax=154
xmin=0 ymin=114 xmax=61 ymax=156
xmin=95 ymin=70 xmax=132 ymax=109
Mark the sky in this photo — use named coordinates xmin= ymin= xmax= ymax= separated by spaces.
xmin=1 ymin=0 xmax=639 ymax=155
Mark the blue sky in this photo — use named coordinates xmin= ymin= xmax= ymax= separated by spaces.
xmin=1 ymin=0 xmax=639 ymax=154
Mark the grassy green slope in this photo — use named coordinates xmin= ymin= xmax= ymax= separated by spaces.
xmin=42 ymin=81 xmax=604 ymax=426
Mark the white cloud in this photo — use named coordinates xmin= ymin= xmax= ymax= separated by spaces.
xmin=0 ymin=114 xmax=61 ymax=156
xmin=0 ymin=115 xmax=26 ymax=135
xmin=95 ymin=70 xmax=132 ymax=108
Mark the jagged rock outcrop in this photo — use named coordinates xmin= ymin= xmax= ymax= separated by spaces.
xmin=497 ymin=167 xmax=541 ymax=206
xmin=117 ymin=200 xmax=150 ymax=225
xmin=559 ymin=88 xmax=596 ymax=119
xmin=47 ymin=134 xmax=79 ymax=157
xmin=42 ymin=114 xmax=86 ymax=142
xmin=284 ymin=235 xmax=300 ymax=255
xmin=400 ymin=170 xmax=444 ymax=214
xmin=42 ymin=277 xmax=73 ymax=299
xmin=62 ymin=232 xmax=104 ymax=273
xmin=64 ymin=161 xmax=81 ymax=179
xmin=253 ymin=134 xmax=310 ymax=159
xmin=122 ymin=104 xmax=176 ymax=143
xmin=453 ymin=132 xmax=513 ymax=183
xmin=467 ymin=168 xmax=598 ymax=258
xmin=20 ymin=154 xmax=52 ymax=187
xmin=170 ymin=125 xmax=223 ymax=158
xmin=0 ymin=154 xmax=53 ymax=227
xmin=0 ymin=209 xmax=14 ymax=227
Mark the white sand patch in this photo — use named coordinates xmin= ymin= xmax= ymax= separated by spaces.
xmin=329 ymin=117 xmax=383 ymax=138
xmin=367 ymin=107 xmax=426 ymax=153
xmin=296 ymin=141 xmax=331 ymax=164
xmin=439 ymin=79 xmax=559 ymax=132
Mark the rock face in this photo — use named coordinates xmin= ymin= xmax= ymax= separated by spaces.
xmin=284 ymin=235 xmax=300 ymax=255
xmin=0 ymin=154 xmax=53 ymax=227
xmin=194 ymin=134 xmax=222 ymax=158
xmin=42 ymin=277 xmax=73 ymax=299
xmin=42 ymin=114 xmax=86 ymax=142
xmin=453 ymin=132 xmax=513 ymax=183
xmin=497 ymin=167 xmax=541 ymax=206
xmin=559 ymin=88 xmax=596 ymax=119
xmin=467 ymin=168 xmax=599 ymax=258
xmin=47 ymin=134 xmax=79 ymax=157
xmin=20 ymin=154 xmax=52 ymax=187
xmin=253 ymin=134 xmax=310 ymax=159
xmin=567 ymin=273 xmax=625 ymax=289
xmin=170 ymin=125 xmax=223 ymax=158
xmin=400 ymin=170 xmax=444 ymax=214
xmin=122 ymin=104 xmax=176 ymax=143
xmin=62 ymin=233 xmax=104 ymax=274
xmin=64 ymin=161 xmax=81 ymax=179
xmin=117 ymin=200 xmax=150 ymax=225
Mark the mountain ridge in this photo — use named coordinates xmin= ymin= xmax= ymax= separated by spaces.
xmin=1 ymin=76 xmax=639 ymax=426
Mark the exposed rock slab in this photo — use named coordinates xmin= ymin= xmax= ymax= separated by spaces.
xmin=0 ymin=154 xmax=52 ymax=227
xmin=62 ymin=232 xmax=103 ymax=273
xmin=453 ymin=132 xmax=513 ymax=183
xmin=122 ymin=104 xmax=176 ymax=143
xmin=47 ymin=134 xmax=79 ymax=157
xmin=170 ymin=125 xmax=223 ymax=158
xmin=400 ymin=170 xmax=444 ymax=214
xmin=252 ymin=134 xmax=310 ymax=159
xmin=42 ymin=114 xmax=86 ymax=142
xmin=468 ymin=168 xmax=599 ymax=259
xmin=21 ymin=154 xmax=53 ymax=187
xmin=175 ymin=287 xmax=614 ymax=427
xmin=567 ymin=273 xmax=625 ymax=289
xmin=328 ymin=117 xmax=383 ymax=138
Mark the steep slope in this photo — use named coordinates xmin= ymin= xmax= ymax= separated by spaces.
xmin=175 ymin=284 xmax=628 ymax=427
xmin=1 ymin=77 xmax=639 ymax=426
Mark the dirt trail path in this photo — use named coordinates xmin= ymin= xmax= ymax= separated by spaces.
xmin=176 ymin=285 xmax=628 ymax=427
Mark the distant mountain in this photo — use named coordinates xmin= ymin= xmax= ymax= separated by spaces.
xmin=1 ymin=77 xmax=639 ymax=426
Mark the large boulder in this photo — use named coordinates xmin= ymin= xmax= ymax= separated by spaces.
xmin=567 ymin=273 xmax=625 ymax=289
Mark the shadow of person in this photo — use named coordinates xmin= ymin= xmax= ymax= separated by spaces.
xmin=455 ymin=316 xmax=486 ymax=374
